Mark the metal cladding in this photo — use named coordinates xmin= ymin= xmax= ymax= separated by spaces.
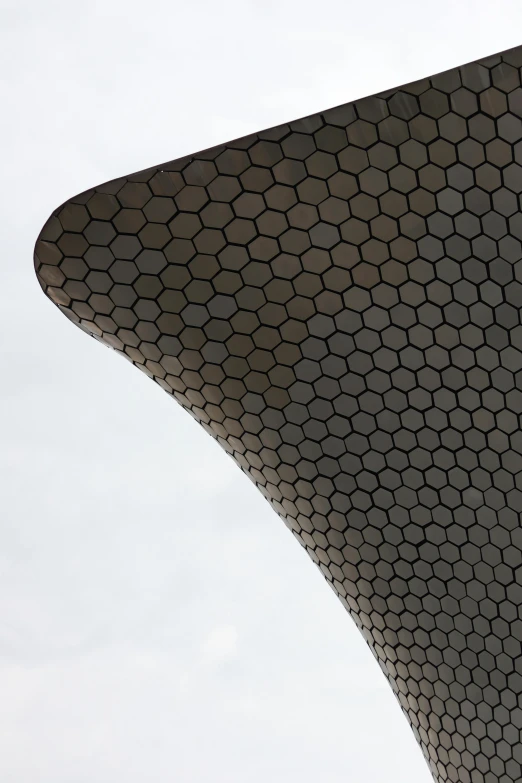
xmin=35 ymin=43 xmax=522 ymax=782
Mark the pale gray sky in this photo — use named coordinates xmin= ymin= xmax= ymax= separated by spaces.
xmin=2 ymin=2 xmax=522 ymax=781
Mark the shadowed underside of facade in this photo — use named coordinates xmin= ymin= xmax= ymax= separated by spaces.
xmin=35 ymin=43 xmax=522 ymax=783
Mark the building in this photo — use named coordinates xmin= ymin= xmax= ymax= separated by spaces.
xmin=35 ymin=44 xmax=522 ymax=783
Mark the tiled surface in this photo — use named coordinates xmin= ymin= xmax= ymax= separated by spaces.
xmin=35 ymin=44 xmax=522 ymax=783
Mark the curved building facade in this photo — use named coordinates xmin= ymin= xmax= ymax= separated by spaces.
xmin=35 ymin=44 xmax=522 ymax=783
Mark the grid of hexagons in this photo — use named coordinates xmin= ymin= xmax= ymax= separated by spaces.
xmin=35 ymin=44 xmax=522 ymax=782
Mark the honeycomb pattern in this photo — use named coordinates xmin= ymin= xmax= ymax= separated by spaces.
xmin=35 ymin=43 xmax=522 ymax=783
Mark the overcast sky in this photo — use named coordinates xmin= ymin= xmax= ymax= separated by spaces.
xmin=2 ymin=2 xmax=522 ymax=781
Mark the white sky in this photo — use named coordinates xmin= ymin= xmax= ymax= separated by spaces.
xmin=2 ymin=1 xmax=522 ymax=781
